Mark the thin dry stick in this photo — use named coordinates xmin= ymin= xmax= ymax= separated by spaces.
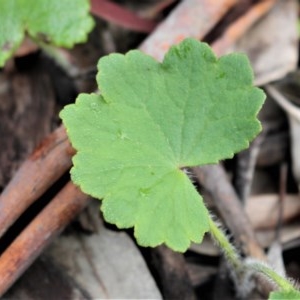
xmin=0 ymin=125 xmax=73 ymax=238
xmin=139 ymin=0 xmax=239 ymax=61
xmin=0 ymin=182 xmax=90 ymax=296
xmin=212 ymin=0 xmax=277 ymax=56
xmin=90 ymin=0 xmax=158 ymax=33
xmin=234 ymin=132 xmax=266 ymax=203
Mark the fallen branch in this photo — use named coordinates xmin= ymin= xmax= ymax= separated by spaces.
xmin=139 ymin=0 xmax=239 ymax=61
xmin=90 ymin=0 xmax=158 ymax=33
xmin=0 ymin=126 xmax=73 ymax=238
xmin=212 ymin=0 xmax=277 ymax=55
xmin=0 ymin=182 xmax=90 ymax=295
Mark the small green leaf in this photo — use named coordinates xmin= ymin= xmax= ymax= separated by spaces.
xmin=60 ymin=38 xmax=265 ymax=252
xmin=0 ymin=0 xmax=94 ymax=66
xmin=269 ymin=289 xmax=300 ymax=299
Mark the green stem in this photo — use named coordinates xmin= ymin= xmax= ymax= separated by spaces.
xmin=208 ymin=215 xmax=297 ymax=293
xmin=208 ymin=216 xmax=241 ymax=271
xmin=246 ymin=260 xmax=295 ymax=291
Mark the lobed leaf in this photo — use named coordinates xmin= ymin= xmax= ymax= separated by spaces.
xmin=0 ymin=0 xmax=94 ymax=66
xmin=60 ymin=38 xmax=265 ymax=252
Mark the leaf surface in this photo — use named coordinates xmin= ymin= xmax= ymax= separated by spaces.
xmin=269 ymin=289 xmax=300 ymax=299
xmin=0 ymin=0 xmax=94 ymax=66
xmin=61 ymin=39 xmax=265 ymax=251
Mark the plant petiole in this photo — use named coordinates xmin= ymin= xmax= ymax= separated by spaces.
xmin=246 ymin=260 xmax=296 ymax=292
xmin=208 ymin=216 xmax=242 ymax=271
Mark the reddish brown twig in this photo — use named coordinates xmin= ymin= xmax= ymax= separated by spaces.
xmin=212 ymin=0 xmax=277 ymax=55
xmin=0 ymin=182 xmax=90 ymax=296
xmin=0 ymin=126 xmax=74 ymax=238
xmin=141 ymin=0 xmax=177 ymax=19
xmin=139 ymin=0 xmax=239 ymax=61
xmin=90 ymin=0 xmax=158 ymax=33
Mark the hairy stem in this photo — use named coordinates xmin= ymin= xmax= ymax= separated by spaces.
xmin=246 ymin=260 xmax=295 ymax=291
xmin=208 ymin=216 xmax=299 ymax=295
xmin=208 ymin=216 xmax=241 ymax=271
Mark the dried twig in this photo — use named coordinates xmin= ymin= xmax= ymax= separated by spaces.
xmin=0 ymin=182 xmax=90 ymax=295
xmin=212 ymin=0 xmax=277 ymax=55
xmin=0 ymin=126 xmax=73 ymax=238
xmin=90 ymin=0 xmax=158 ymax=33
xmin=140 ymin=0 xmax=239 ymax=61
xmin=234 ymin=133 xmax=266 ymax=203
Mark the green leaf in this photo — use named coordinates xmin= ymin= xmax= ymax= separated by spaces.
xmin=269 ymin=289 xmax=300 ymax=299
xmin=60 ymin=38 xmax=265 ymax=252
xmin=0 ymin=0 xmax=94 ymax=66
